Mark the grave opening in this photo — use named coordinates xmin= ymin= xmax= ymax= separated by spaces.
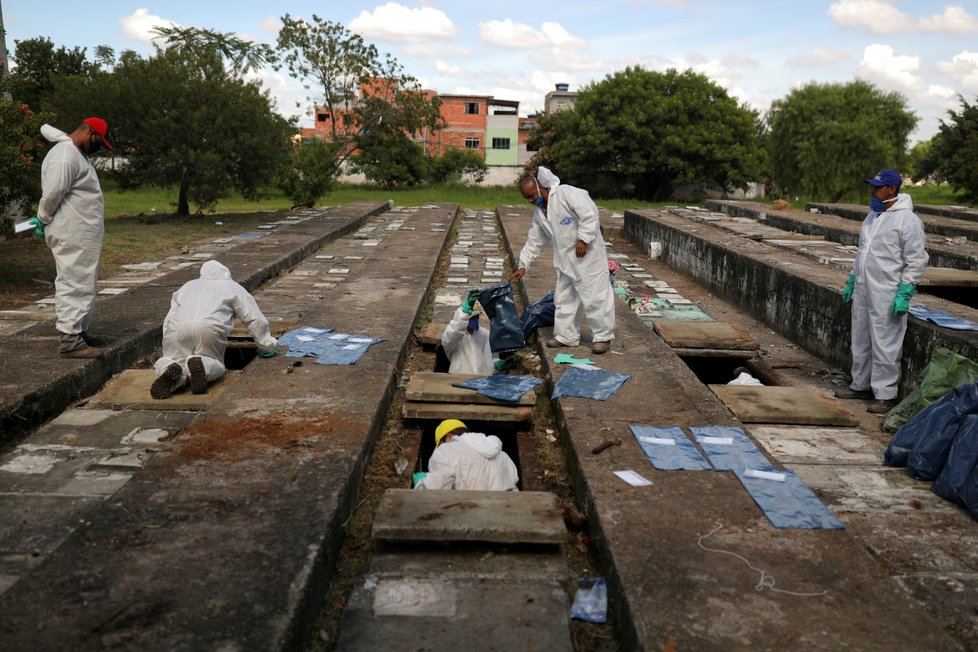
xmin=224 ymin=343 xmax=258 ymax=370
xmin=919 ymin=286 xmax=978 ymax=310
xmin=678 ymin=354 xmax=771 ymax=387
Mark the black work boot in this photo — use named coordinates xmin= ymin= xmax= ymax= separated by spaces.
xmin=187 ymin=357 xmax=208 ymax=395
xmin=151 ymin=363 xmax=184 ymax=400
xmin=60 ymin=333 xmax=103 ymax=359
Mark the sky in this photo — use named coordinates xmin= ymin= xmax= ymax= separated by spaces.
xmin=4 ymin=1 xmax=978 ymax=144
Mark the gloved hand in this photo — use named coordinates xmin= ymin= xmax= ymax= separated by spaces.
xmin=891 ymin=282 xmax=916 ymax=316
xmin=257 ymin=348 xmax=278 ymax=358
xmin=493 ymin=359 xmax=507 ymax=373
xmin=28 ymin=217 xmax=46 ymax=238
xmin=840 ymin=272 xmax=855 ymax=305
xmin=462 ymin=289 xmax=481 ymax=315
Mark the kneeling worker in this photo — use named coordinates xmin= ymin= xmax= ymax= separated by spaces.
xmin=151 ymin=260 xmax=278 ymax=399
xmin=441 ymin=289 xmax=500 ymax=374
xmin=415 ymin=419 xmax=519 ymax=491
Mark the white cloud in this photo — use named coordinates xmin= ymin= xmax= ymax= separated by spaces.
xmin=434 ymin=60 xmax=466 ymax=78
xmin=259 ymin=16 xmax=281 ymax=36
xmin=936 ymin=51 xmax=978 ymax=94
xmin=856 ymin=44 xmax=958 ymax=110
xmin=118 ymin=8 xmax=179 ymax=44
xmin=531 ymin=48 xmax=606 ymax=72
xmin=722 ymin=53 xmax=760 ymax=70
xmin=786 ymin=48 xmax=850 ymax=69
xmin=349 ymin=3 xmax=457 ymax=42
xmin=479 ymin=19 xmax=587 ymax=50
xmin=828 ymin=0 xmax=978 ymax=36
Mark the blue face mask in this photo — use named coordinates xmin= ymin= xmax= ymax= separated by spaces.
xmin=870 ymin=195 xmax=886 ymax=213
xmin=534 ymin=196 xmax=544 ymax=209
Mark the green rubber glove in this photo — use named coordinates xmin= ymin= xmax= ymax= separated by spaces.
xmin=891 ymin=282 xmax=915 ymax=316
xmin=28 ymin=217 xmax=46 ymax=238
xmin=257 ymin=348 xmax=278 ymax=358
xmin=840 ymin=272 xmax=855 ymax=305
xmin=462 ymin=289 xmax=481 ymax=315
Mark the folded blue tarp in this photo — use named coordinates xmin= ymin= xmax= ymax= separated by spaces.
xmin=733 ymin=468 xmax=845 ymax=529
xmin=629 ymin=425 xmax=711 ymax=471
xmin=453 ymin=375 xmax=544 ymax=403
xmin=909 ymin=304 xmax=978 ymax=331
xmin=551 ymin=367 xmax=630 ymax=401
xmin=278 ymin=327 xmax=383 ymax=365
xmin=690 ymin=426 xmax=774 ymax=472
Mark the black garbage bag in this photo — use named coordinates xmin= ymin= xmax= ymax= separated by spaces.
xmin=521 ymin=290 xmax=555 ymax=340
xmin=934 ymin=411 xmax=978 ymax=506
xmin=479 ymin=283 xmax=526 ymax=354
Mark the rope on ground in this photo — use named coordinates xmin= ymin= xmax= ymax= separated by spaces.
xmin=697 ymin=521 xmax=828 ymax=597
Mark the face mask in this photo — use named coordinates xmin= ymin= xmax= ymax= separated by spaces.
xmin=869 ymin=195 xmax=886 ymax=213
xmin=534 ymin=196 xmax=544 ymax=209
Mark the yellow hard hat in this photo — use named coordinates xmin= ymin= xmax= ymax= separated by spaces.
xmin=435 ymin=419 xmax=466 ymax=446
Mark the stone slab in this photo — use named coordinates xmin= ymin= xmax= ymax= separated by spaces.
xmin=709 ymin=385 xmax=858 ymax=426
xmin=748 ymin=425 xmax=882 ymax=465
xmin=229 ymin=318 xmax=297 ymax=339
xmin=86 ymin=369 xmax=239 ymax=410
xmin=336 ymin=576 xmax=571 ymax=652
xmin=402 ymin=402 xmax=533 ymax=423
xmin=372 ymin=489 xmax=564 ymax=544
xmin=655 ymin=320 xmax=759 ymax=350
xmin=920 ymin=267 xmax=978 ymax=287
xmin=405 ymin=372 xmax=536 ymax=406
xmin=418 ymin=323 xmax=447 ymax=347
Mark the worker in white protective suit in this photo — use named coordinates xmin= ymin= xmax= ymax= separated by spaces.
xmin=151 ymin=260 xmax=279 ymax=399
xmin=34 ymin=118 xmax=113 ymax=358
xmin=835 ymin=169 xmax=928 ymax=414
xmin=511 ymin=167 xmax=615 ymax=355
xmin=441 ymin=289 xmax=501 ymax=375
xmin=414 ymin=419 xmax=519 ymax=491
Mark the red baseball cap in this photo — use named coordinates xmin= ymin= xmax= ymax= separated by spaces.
xmin=82 ymin=117 xmax=113 ymax=150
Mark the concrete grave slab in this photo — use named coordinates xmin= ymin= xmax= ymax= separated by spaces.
xmin=417 ymin=323 xmax=447 ymax=347
xmin=402 ymin=402 xmax=532 ymax=423
xmin=921 ymin=267 xmax=978 ymax=287
xmin=709 ymin=385 xmax=859 ymax=426
xmin=748 ymin=425 xmax=882 ymax=465
xmin=230 ymin=319 xmax=296 ymax=339
xmin=86 ymin=369 xmax=240 ymax=410
xmin=372 ymin=489 xmax=563 ymax=544
xmin=791 ymin=465 xmax=954 ymax=515
xmin=405 ymin=372 xmax=536 ymax=406
xmin=655 ymin=321 xmax=759 ymax=350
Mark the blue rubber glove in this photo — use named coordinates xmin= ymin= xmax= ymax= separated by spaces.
xmin=462 ymin=289 xmax=481 ymax=315
xmin=891 ymin=283 xmax=915 ymax=316
xmin=28 ymin=217 xmax=46 ymax=238
xmin=257 ymin=348 xmax=278 ymax=358
xmin=840 ymin=272 xmax=855 ymax=305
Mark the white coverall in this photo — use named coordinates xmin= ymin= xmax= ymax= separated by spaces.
xmin=38 ymin=124 xmax=104 ymax=337
xmin=441 ymin=306 xmax=496 ymax=375
xmin=154 ymin=261 xmax=278 ymax=389
xmin=517 ymin=167 xmax=615 ymax=346
xmin=415 ymin=431 xmax=519 ymax=491
xmin=849 ymin=193 xmax=928 ymax=400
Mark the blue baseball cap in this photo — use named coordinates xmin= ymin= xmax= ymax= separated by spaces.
xmin=865 ymin=169 xmax=902 ymax=188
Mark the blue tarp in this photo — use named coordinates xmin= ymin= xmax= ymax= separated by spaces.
xmin=690 ymin=426 xmax=775 ymax=472
xmin=551 ymin=367 xmax=630 ymax=401
xmin=452 ymin=375 xmax=544 ymax=403
xmin=629 ymin=425 xmax=712 ymax=471
xmin=278 ymin=327 xmax=383 ymax=365
xmin=909 ymin=304 xmax=978 ymax=331
xmin=733 ymin=468 xmax=845 ymax=529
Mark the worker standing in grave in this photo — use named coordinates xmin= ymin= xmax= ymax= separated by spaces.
xmin=441 ymin=289 xmax=499 ymax=375
xmin=414 ymin=419 xmax=519 ymax=491
xmin=835 ymin=169 xmax=928 ymax=414
xmin=510 ymin=167 xmax=616 ymax=355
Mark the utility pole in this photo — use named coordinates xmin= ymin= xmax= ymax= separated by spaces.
xmin=0 ymin=0 xmax=11 ymax=101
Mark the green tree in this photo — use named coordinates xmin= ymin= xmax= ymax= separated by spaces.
xmin=0 ymin=74 xmax=53 ymax=232
xmin=767 ymin=80 xmax=917 ymax=202
xmin=351 ymin=129 xmax=428 ymax=188
xmin=151 ymin=25 xmax=275 ymax=78
xmin=527 ymin=67 xmax=765 ymax=200
xmin=427 ymin=148 xmax=487 ymax=184
xmin=914 ymin=97 xmax=978 ymax=203
xmin=277 ymin=138 xmax=343 ymax=208
xmin=10 ymin=36 xmax=92 ymax=110
xmin=99 ymin=48 xmax=291 ymax=215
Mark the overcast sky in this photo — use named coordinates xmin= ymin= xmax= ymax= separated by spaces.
xmin=4 ymin=1 xmax=978 ymax=143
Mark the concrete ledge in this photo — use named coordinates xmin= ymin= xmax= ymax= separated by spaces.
xmin=628 ymin=207 xmax=978 ymax=395
xmin=0 ymin=202 xmax=391 ymax=444
xmin=806 ymin=200 xmax=978 ymax=241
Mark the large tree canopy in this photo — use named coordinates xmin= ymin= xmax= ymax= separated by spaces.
xmin=91 ymin=47 xmax=292 ymax=215
xmin=528 ymin=66 xmax=765 ymax=200
xmin=767 ymin=80 xmax=917 ymax=202
xmin=914 ymin=96 xmax=978 ymax=204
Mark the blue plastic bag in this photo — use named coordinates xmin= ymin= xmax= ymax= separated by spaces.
xmin=479 ymin=283 xmax=526 ymax=354
xmin=933 ymin=414 xmax=978 ymax=505
xmin=569 ymin=577 xmax=607 ymax=623
xmin=521 ymin=290 xmax=555 ymax=339
xmin=901 ymin=382 xmax=978 ymax=480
